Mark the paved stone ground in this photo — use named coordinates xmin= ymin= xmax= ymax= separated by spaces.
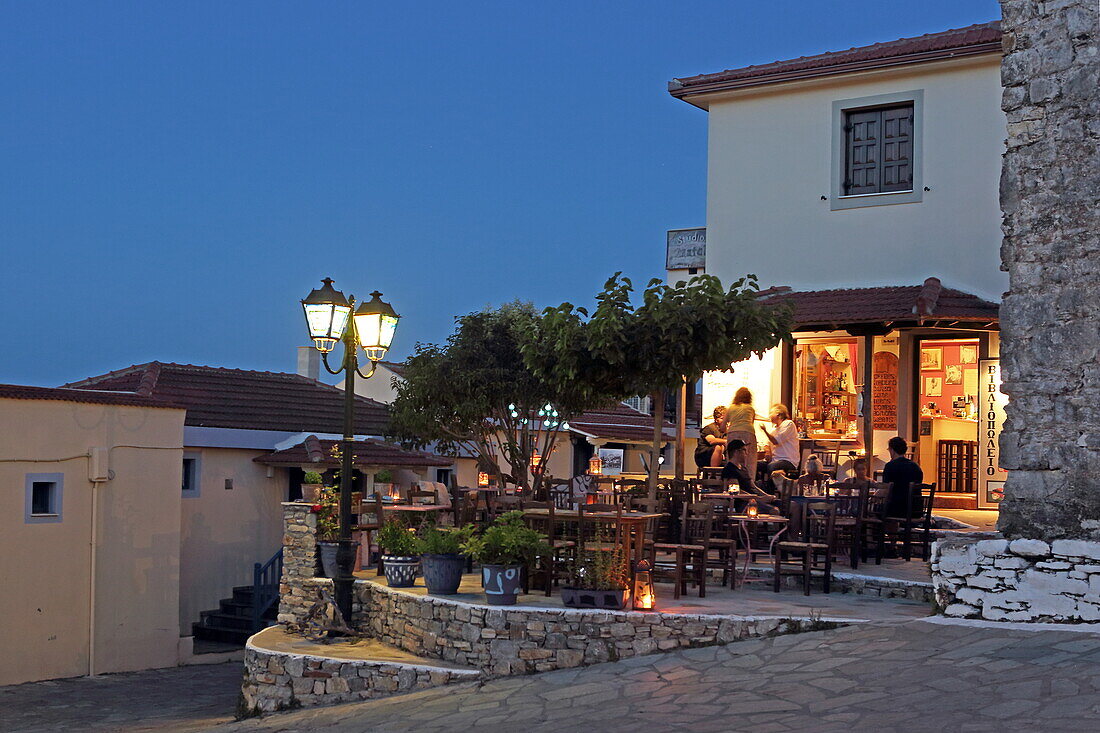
xmin=0 ymin=662 xmax=241 ymax=732
xmin=220 ymin=619 xmax=1100 ymax=733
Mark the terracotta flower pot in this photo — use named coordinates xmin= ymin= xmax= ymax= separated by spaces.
xmin=301 ymin=483 xmax=323 ymax=502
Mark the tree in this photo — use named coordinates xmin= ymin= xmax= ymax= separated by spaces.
xmin=521 ymin=273 xmax=792 ymax=493
xmin=387 ymin=302 xmax=584 ymax=495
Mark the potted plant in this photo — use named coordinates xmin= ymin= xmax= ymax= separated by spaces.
xmin=377 ymin=517 xmax=421 ymax=588
xmin=462 ymin=511 xmax=549 ymax=606
xmin=312 ymin=487 xmax=342 ymax=578
xmin=418 ymin=524 xmax=474 ymax=595
xmin=301 ymin=471 xmax=324 ymax=502
xmin=561 ymin=530 xmax=631 ymax=610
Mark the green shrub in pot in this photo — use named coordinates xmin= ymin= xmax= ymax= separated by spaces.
xmin=461 ymin=511 xmax=549 ymax=606
xmin=377 ymin=518 xmax=420 ymax=587
xmin=301 ymin=471 xmax=325 ymax=502
xmin=418 ymin=524 xmax=474 ymax=595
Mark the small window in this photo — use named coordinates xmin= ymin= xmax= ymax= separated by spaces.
xmin=182 ymin=454 xmax=201 ymax=498
xmin=25 ymin=473 xmax=63 ymax=523
xmin=843 ymin=103 xmax=914 ymax=195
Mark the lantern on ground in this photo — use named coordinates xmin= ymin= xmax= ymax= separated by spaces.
xmin=746 ymin=498 xmax=759 ymax=519
xmin=588 ymin=455 xmax=602 ymax=475
xmin=478 ymin=471 xmax=490 ymax=488
xmin=353 ymin=291 xmax=400 ymax=361
xmin=633 ymin=559 xmax=655 ymax=611
xmin=301 ymin=278 xmax=351 ymax=353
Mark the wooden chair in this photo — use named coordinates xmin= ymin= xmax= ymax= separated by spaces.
xmin=830 ymin=493 xmax=865 ymax=569
xmin=650 ymin=502 xmax=710 ymax=599
xmin=356 ymin=494 xmax=384 ymax=572
xmin=407 ymin=486 xmax=438 ymax=505
xmin=577 ymin=502 xmax=622 ymax=549
xmin=860 ymin=486 xmax=890 ymax=565
xmin=774 ymin=500 xmax=836 ymax=595
xmin=524 ymin=500 xmax=575 ymax=596
xmin=884 ymin=482 xmax=937 ymax=561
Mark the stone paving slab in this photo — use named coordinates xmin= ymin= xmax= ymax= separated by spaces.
xmin=218 ymin=619 xmax=1100 ymax=733
xmin=0 ymin=662 xmax=241 ymax=733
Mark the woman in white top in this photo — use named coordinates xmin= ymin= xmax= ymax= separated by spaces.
xmin=759 ymin=403 xmax=800 ymax=477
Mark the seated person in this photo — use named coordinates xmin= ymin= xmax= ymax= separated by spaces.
xmin=883 ymin=436 xmax=924 ymax=518
xmin=797 ymin=454 xmax=830 ymax=494
xmin=694 ymin=405 xmax=728 ymax=470
xmin=758 ymin=403 xmax=800 ymax=477
xmin=721 ymin=439 xmax=780 ymax=514
xmin=832 ymin=457 xmax=872 ymax=495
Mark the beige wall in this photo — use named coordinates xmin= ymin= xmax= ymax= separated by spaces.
xmin=178 ymin=447 xmax=288 ymax=635
xmin=704 ymin=57 xmax=1006 ymax=300
xmin=349 ymin=365 xmax=402 ymax=405
xmin=0 ymin=398 xmax=185 ymax=686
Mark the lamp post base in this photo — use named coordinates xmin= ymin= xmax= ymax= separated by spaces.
xmin=333 ymin=538 xmax=358 ymax=628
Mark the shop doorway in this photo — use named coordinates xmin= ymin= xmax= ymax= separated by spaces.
xmin=914 ymin=337 xmax=981 ymax=503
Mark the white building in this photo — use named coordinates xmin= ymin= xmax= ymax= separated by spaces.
xmin=668 ymin=22 xmax=1007 ymax=509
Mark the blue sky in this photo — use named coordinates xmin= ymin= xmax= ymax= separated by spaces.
xmin=1 ymin=0 xmax=999 ymax=386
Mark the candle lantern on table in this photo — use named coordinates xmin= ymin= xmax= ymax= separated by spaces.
xmin=746 ymin=498 xmax=759 ymax=519
xmin=633 ymin=559 xmax=655 ymax=611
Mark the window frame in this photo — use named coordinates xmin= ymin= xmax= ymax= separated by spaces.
xmin=25 ymin=473 xmax=63 ymax=524
xmin=830 ymin=90 xmax=924 ymax=211
xmin=182 ymin=452 xmax=202 ymax=498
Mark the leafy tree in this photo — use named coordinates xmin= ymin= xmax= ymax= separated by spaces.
xmin=388 ymin=302 xmax=582 ymax=495
xmin=521 ymin=273 xmax=792 ymax=492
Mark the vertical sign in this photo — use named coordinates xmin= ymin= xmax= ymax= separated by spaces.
xmin=871 ymin=351 xmax=899 ymax=430
xmin=978 ymin=359 xmax=1007 ymax=509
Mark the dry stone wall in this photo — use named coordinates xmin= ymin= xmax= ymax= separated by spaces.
xmin=997 ymin=0 xmax=1100 ymax=541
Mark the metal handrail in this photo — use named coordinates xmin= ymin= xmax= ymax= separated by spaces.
xmin=252 ymin=547 xmax=283 ymax=632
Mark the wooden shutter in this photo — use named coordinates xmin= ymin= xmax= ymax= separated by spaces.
xmin=844 ymin=110 xmax=879 ymax=195
xmin=843 ymin=103 xmax=913 ymax=195
xmin=880 ymin=105 xmax=913 ymax=192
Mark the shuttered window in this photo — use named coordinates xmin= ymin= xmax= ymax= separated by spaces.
xmin=843 ymin=103 xmax=913 ymax=195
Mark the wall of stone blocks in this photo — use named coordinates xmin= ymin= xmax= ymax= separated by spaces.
xmin=997 ymin=0 xmax=1100 ymax=540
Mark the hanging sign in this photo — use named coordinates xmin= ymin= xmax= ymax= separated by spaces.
xmin=666 ymin=228 xmax=706 ymax=270
xmin=871 ymin=351 xmax=899 ymax=430
xmin=977 ymin=359 xmax=1007 ymax=509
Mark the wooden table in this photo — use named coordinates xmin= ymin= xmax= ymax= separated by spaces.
xmin=523 ymin=508 xmax=663 ymax=569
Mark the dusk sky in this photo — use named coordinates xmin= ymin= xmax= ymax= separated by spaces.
xmin=2 ymin=0 xmax=999 ymax=387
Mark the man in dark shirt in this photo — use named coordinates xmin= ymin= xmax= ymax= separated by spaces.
xmin=882 ymin=436 xmax=924 ymax=518
xmin=721 ymin=439 xmax=780 ymax=514
xmin=694 ymin=406 xmax=727 ymax=470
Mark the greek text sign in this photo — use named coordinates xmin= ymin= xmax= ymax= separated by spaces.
xmin=666 ymin=228 xmax=706 ymax=270
xmin=978 ymin=359 xmax=1007 ymax=508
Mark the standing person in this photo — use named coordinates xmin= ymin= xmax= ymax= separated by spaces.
xmin=694 ymin=405 xmax=728 ymax=470
xmin=724 ymin=388 xmax=760 ymax=465
xmin=759 ymin=403 xmax=799 ymax=477
xmin=883 ymin=436 xmax=924 ymax=518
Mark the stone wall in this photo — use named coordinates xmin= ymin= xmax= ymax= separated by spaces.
xmin=933 ymin=537 xmax=1100 ymax=622
xmin=997 ymin=0 xmax=1099 ymax=540
xmin=240 ymin=640 xmax=479 ymax=714
xmin=355 ymin=580 xmax=801 ymax=676
xmin=278 ymin=502 xmax=320 ymax=626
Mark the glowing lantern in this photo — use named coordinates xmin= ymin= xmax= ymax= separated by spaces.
xmin=530 ymin=450 xmax=543 ymax=473
xmin=588 ymin=455 xmax=603 ymax=475
xmin=633 ymin=559 xmax=655 ymax=611
xmin=353 ymin=291 xmax=400 ymax=362
xmin=746 ymin=498 xmax=759 ymax=519
xmin=477 ymin=471 xmax=490 ymax=488
xmin=301 ymin=278 xmax=351 ymax=353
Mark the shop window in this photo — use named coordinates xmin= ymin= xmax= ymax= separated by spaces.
xmin=25 ymin=473 xmax=63 ymax=523
xmin=794 ymin=339 xmax=860 ymax=440
xmin=917 ymin=338 xmax=982 ymax=494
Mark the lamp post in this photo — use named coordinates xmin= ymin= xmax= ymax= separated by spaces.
xmin=301 ymin=278 xmax=400 ymax=625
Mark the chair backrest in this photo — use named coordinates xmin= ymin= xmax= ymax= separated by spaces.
xmin=456 ymin=491 xmax=480 ymax=527
xmin=408 ymin=487 xmax=437 ymax=505
xmin=789 ymin=499 xmax=837 ymax=547
xmin=577 ymin=501 xmax=622 ymax=546
xmin=913 ymin=482 xmax=937 ymax=523
xmin=680 ymin=502 xmax=714 ymax=546
xmin=864 ymin=484 xmax=889 ymax=519
xmin=831 ymin=493 xmax=863 ymax=519
xmin=549 ymin=485 xmax=573 ymax=510
xmin=523 ymin=500 xmax=556 ymax=539
xmin=359 ymin=494 xmax=384 ymax=529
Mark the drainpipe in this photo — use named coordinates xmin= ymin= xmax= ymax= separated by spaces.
xmin=88 ymin=477 xmax=102 ymax=677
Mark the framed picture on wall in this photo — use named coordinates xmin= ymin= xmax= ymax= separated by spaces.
xmin=960 ymin=345 xmax=978 ymax=364
xmin=945 ymin=364 xmax=963 ymax=385
xmin=920 ymin=347 xmax=942 ymax=371
xmin=925 ymin=376 xmax=943 ymax=397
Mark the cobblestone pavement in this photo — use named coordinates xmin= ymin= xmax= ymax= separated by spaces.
xmin=0 ymin=662 xmax=241 ymax=732
xmin=220 ymin=620 xmax=1100 ymax=733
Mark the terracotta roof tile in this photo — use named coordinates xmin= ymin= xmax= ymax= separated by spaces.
xmin=0 ymin=383 xmax=180 ymax=409
xmin=570 ymin=402 xmax=676 ymax=443
xmin=62 ymin=362 xmax=389 ymax=435
xmin=671 ymin=21 xmax=1001 ymax=97
xmin=760 ymin=279 xmax=999 ymax=329
xmin=254 ymin=437 xmax=451 ymax=468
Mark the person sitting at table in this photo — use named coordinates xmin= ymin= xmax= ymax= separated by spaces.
xmin=797 ymin=454 xmax=830 ymax=494
xmin=758 ymin=403 xmax=799 ymax=485
xmin=695 ymin=405 xmax=728 ymax=470
xmin=721 ymin=439 xmax=780 ymax=514
xmin=883 ymin=436 xmax=924 ymax=518
xmin=832 ymin=457 xmax=875 ymax=495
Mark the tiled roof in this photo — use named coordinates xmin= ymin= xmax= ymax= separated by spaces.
xmin=0 ymin=383 xmax=180 ymax=409
xmin=377 ymin=361 xmax=407 ymax=378
xmin=759 ymin=278 xmax=999 ymax=329
xmin=63 ymin=362 xmax=389 ymax=435
xmin=254 ymin=436 xmax=451 ymax=468
xmin=570 ymin=402 xmax=676 ymax=444
xmin=671 ymin=21 xmax=1001 ymax=97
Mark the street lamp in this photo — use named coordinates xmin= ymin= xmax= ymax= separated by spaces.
xmin=301 ymin=278 xmax=400 ymax=625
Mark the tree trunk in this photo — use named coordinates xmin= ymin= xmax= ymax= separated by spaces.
xmin=675 ymin=377 xmax=688 ymax=481
xmin=648 ymin=390 xmax=664 ymax=499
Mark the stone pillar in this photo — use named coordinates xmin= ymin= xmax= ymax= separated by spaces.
xmin=997 ymin=0 xmax=1099 ymax=541
xmin=278 ymin=502 xmax=323 ymax=625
